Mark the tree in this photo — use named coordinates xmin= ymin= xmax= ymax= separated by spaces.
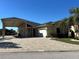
xmin=59 ymin=18 xmax=69 ymax=37
xmin=70 ymin=8 xmax=79 ymax=15
xmin=69 ymin=8 xmax=79 ymax=25
xmin=68 ymin=8 xmax=79 ymax=38
xmin=68 ymin=16 xmax=75 ymax=26
xmin=60 ymin=18 xmax=68 ymax=29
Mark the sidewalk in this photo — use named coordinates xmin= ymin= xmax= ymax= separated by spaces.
xmin=0 ymin=36 xmax=79 ymax=52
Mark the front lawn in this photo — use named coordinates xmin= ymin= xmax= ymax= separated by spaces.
xmin=52 ymin=38 xmax=79 ymax=45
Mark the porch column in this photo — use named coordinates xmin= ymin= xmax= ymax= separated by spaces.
xmin=2 ymin=19 xmax=5 ymax=39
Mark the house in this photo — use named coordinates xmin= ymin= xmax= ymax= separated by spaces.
xmin=2 ymin=17 xmax=72 ymax=38
xmin=1 ymin=17 xmax=53 ymax=38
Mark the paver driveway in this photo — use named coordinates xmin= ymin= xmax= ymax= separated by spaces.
xmin=0 ymin=36 xmax=79 ymax=52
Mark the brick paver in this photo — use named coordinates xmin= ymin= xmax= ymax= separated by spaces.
xmin=0 ymin=36 xmax=79 ymax=52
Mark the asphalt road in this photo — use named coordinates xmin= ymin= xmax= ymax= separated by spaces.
xmin=0 ymin=52 xmax=79 ymax=59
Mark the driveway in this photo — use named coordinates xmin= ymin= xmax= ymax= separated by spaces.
xmin=0 ymin=36 xmax=79 ymax=52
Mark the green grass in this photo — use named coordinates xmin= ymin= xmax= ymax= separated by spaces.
xmin=52 ymin=38 xmax=79 ymax=45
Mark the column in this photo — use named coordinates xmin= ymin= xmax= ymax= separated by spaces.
xmin=2 ymin=19 xmax=5 ymax=39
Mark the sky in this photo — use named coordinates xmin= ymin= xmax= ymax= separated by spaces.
xmin=0 ymin=0 xmax=79 ymax=30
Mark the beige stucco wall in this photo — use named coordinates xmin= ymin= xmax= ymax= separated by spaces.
xmin=47 ymin=25 xmax=57 ymax=37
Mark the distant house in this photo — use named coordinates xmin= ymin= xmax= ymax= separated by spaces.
xmin=0 ymin=29 xmax=17 ymax=35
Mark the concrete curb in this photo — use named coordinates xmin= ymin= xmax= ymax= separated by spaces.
xmin=0 ymin=50 xmax=79 ymax=53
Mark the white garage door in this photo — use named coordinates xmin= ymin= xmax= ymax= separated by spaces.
xmin=39 ymin=30 xmax=47 ymax=37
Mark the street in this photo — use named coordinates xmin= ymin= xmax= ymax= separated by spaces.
xmin=0 ymin=52 xmax=79 ymax=59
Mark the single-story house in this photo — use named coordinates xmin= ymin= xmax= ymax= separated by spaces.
xmin=1 ymin=17 xmax=54 ymax=38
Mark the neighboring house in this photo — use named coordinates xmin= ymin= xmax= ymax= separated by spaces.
xmin=0 ymin=29 xmax=17 ymax=35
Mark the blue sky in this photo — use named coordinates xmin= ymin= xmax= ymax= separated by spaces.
xmin=0 ymin=0 xmax=79 ymax=30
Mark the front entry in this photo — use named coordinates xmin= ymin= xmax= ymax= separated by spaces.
xmin=32 ymin=29 xmax=36 ymax=37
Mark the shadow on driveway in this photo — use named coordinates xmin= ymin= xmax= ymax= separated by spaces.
xmin=0 ymin=42 xmax=21 ymax=48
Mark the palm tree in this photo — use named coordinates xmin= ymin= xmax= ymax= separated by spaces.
xmin=68 ymin=8 xmax=79 ymax=38
xmin=68 ymin=16 xmax=75 ymax=26
xmin=69 ymin=8 xmax=79 ymax=25
xmin=60 ymin=18 xmax=68 ymax=35
xmin=70 ymin=8 xmax=79 ymax=15
xmin=60 ymin=18 xmax=68 ymax=29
